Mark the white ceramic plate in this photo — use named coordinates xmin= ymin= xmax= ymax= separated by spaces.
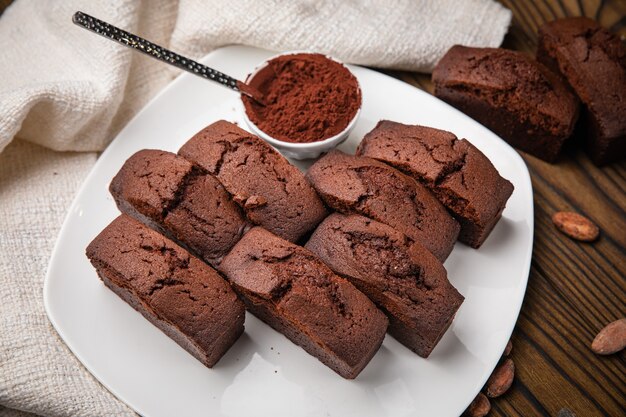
xmin=44 ymin=45 xmax=533 ymax=417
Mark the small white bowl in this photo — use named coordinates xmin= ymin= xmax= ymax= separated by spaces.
xmin=241 ymin=52 xmax=362 ymax=160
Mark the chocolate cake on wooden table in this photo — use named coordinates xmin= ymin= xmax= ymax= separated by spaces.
xmin=86 ymin=214 xmax=245 ymax=368
xmin=219 ymin=227 xmax=388 ymax=379
xmin=178 ymin=120 xmax=327 ymax=242
xmin=432 ymin=46 xmax=579 ymax=162
xmin=357 ymin=120 xmax=514 ymax=248
xmin=109 ymin=149 xmax=248 ymax=267
xmin=537 ymin=17 xmax=626 ymax=165
xmin=306 ymin=150 xmax=459 ymax=261
xmin=305 ymin=213 xmax=464 ymax=357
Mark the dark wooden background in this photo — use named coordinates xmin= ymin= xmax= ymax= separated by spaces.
xmin=1 ymin=0 xmax=624 ymax=416
xmin=389 ymin=1 xmax=626 ymax=416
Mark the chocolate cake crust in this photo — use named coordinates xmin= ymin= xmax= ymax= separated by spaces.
xmin=109 ymin=149 xmax=249 ymax=267
xmin=537 ymin=17 xmax=626 ymax=165
xmin=432 ymin=46 xmax=579 ymax=162
xmin=219 ymin=227 xmax=388 ymax=379
xmin=178 ymin=120 xmax=327 ymax=242
xmin=306 ymin=150 xmax=459 ymax=261
xmin=86 ymin=215 xmax=245 ymax=367
xmin=357 ymin=120 xmax=514 ymax=248
xmin=305 ymin=213 xmax=464 ymax=357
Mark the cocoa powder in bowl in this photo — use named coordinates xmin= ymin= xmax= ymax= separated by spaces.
xmin=242 ymin=53 xmax=361 ymax=143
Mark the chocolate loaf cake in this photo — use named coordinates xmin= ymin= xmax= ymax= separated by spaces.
xmin=537 ymin=17 xmax=626 ymax=165
xmin=432 ymin=46 xmax=579 ymax=162
xmin=305 ymin=214 xmax=464 ymax=357
xmin=178 ymin=120 xmax=327 ymax=242
xmin=219 ymin=227 xmax=388 ymax=379
xmin=109 ymin=149 xmax=248 ymax=267
xmin=306 ymin=150 xmax=460 ymax=261
xmin=357 ymin=121 xmax=514 ymax=248
xmin=86 ymin=215 xmax=245 ymax=367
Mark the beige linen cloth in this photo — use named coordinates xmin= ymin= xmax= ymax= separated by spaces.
xmin=0 ymin=0 xmax=511 ymax=415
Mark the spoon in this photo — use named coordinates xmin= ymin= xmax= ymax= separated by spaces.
xmin=72 ymin=11 xmax=266 ymax=105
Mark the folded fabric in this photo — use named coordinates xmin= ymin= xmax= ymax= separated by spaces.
xmin=0 ymin=0 xmax=511 ymax=156
xmin=0 ymin=0 xmax=511 ymax=416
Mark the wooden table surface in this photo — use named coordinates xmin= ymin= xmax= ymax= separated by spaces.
xmin=1 ymin=1 xmax=623 ymax=417
xmin=391 ymin=1 xmax=625 ymax=416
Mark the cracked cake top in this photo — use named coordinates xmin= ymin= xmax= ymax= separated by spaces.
xmin=219 ymin=226 xmax=388 ymax=378
xmin=306 ymin=150 xmax=459 ymax=261
xmin=86 ymin=214 xmax=245 ymax=364
xmin=305 ymin=213 xmax=464 ymax=357
xmin=179 ymin=120 xmax=327 ymax=242
xmin=110 ymin=149 xmax=249 ymax=266
xmin=357 ymin=121 xmax=514 ymax=227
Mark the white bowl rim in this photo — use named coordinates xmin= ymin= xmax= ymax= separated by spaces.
xmin=241 ymin=50 xmax=363 ymax=149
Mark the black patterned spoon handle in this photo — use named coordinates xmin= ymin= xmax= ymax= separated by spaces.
xmin=72 ymin=11 xmax=264 ymax=103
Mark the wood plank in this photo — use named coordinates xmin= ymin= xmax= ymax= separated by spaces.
xmin=488 ymin=2 xmax=626 ymax=416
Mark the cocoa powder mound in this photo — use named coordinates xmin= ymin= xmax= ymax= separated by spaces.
xmin=242 ymin=53 xmax=361 ymax=143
